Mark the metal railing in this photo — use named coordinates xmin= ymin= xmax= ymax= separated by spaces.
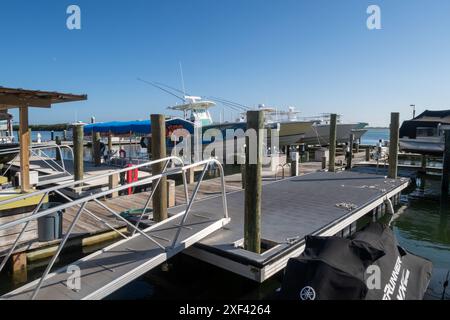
xmin=0 ymin=156 xmax=228 ymax=300
xmin=275 ymin=163 xmax=291 ymax=180
xmin=0 ymin=144 xmax=74 ymax=184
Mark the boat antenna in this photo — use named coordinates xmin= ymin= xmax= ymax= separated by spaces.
xmin=137 ymin=77 xmax=185 ymax=102
xmin=153 ymin=82 xmax=190 ymax=97
xmin=207 ymin=96 xmax=250 ymax=111
xmin=179 ymin=61 xmax=186 ymax=98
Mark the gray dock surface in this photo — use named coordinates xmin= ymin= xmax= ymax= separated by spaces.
xmin=171 ymin=171 xmax=409 ymax=276
xmin=2 ymin=210 xmax=229 ymax=300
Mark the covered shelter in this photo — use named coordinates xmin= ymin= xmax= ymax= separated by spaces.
xmin=0 ymin=87 xmax=87 ymax=192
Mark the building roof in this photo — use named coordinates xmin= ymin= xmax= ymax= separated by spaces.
xmin=0 ymin=87 xmax=87 ymax=109
xmin=412 ymin=109 xmax=450 ymax=122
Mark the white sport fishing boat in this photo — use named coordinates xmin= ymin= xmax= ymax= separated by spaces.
xmin=299 ymin=114 xmax=368 ymax=146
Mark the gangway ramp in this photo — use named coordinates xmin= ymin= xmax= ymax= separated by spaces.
xmin=3 ymin=210 xmax=229 ymax=300
xmin=0 ymin=157 xmax=229 ymax=300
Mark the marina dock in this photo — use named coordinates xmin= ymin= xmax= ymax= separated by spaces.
xmin=0 ymin=159 xmax=408 ymax=299
xmin=0 ymin=91 xmax=421 ymax=300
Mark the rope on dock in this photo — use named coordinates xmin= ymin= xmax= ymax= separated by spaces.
xmin=335 ymin=202 xmax=358 ymax=211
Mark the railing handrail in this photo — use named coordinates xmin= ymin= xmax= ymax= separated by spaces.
xmin=0 ymin=157 xmax=226 ymax=231
xmin=0 ymin=155 xmax=183 ymax=207
xmin=0 ymin=143 xmax=72 ymax=155
xmin=0 ymin=156 xmax=229 ymax=300
xmin=0 ymin=144 xmax=74 ymax=179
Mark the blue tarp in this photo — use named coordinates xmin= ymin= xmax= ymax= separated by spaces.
xmin=83 ymin=118 xmax=195 ymax=136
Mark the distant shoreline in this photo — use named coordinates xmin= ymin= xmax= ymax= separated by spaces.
xmin=365 ymin=127 xmax=388 ymax=129
xmin=12 ymin=123 xmax=71 ymax=131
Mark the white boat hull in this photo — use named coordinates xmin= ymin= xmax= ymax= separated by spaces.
xmin=300 ymin=123 xmax=365 ymax=145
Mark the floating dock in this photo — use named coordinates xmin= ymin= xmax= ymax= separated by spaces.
xmin=0 ymin=153 xmax=409 ymax=299
xmin=172 ymin=171 xmax=409 ymax=282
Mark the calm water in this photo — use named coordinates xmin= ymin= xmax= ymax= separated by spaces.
xmin=361 ymin=128 xmax=390 ymax=145
xmin=1 ymin=129 xmax=449 ymax=299
xmin=14 ymin=130 xmax=144 ymax=161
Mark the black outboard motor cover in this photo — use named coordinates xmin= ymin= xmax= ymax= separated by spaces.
xmin=279 ymin=223 xmax=432 ymax=300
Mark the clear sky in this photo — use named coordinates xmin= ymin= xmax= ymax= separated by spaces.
xmin=1 ymin=0 xmax=450 ymax=126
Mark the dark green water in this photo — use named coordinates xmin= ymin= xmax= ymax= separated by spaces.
xmin=392 ymin=174 xmax=450 ymax=300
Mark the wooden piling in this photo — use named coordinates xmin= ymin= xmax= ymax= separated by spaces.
xmin=388 ymin=112 xmax=400 ymax=179
xmin=167 ymin=179 xmax=176 ymax=207
xmin=63 ymin=130 xmax=67 ymax=141
xmin=107 ymin=132 xmax=113 ymax=154
xmin=244 ymin=110 xmax=263 ymax=254
xmin=108 ymin=173 xmax=119 ymax=198
xmin=55 ymin=136 xmax=62 ymax=161
xmin=441 ymin=130 xmax=450 ymax=195
xmin=329 ymin=114 xmax=337 ymax=172
xmin=187 ymin=168 xmax=195 ymax=185
xmin=73 ymin=124 xmax=84 ymax=182
xmin=346 ymin=133 xmax=354 ymax=170
xmin=290 ymin=152 xmax=299 ymax=176
xmin=365 ymin=147 xmax=370 ymax=162
xmin=321 ymin=156 xmax=327 ymax=170
xmin=151 ymin=114 xmax=168 ymax=222
xmin=93 ymin=132 xmax=101 ymax=166
xmin=11 ymin=252 xmax=27 ymax=284
xmin=241 ymin=164 xmax=246 ymax=189
xmin=19 ymin=106 xmax=30 ymax=192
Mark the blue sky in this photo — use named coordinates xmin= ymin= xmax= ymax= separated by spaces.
xmin=1 ymin=0 xmax=450 ymax=126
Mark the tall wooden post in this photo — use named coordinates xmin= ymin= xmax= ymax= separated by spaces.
xmin=388 ymin=112 xmax=400 ymax=179
xmin=365 ymin=147 xmax=371 ymax=162
xmin=151 ymin=114 xmax=168 ymax=222
xmin=73 ymin=124 xmax=84 ymax=182
xmin=107 ymin=132 xmax=113 ymax=153
xmin=329 ymin=114 xmax=337 ymax=172
xmin=55 ymin=136 xmax=62 ymax=161
xmin=19 ymin=106 xmax=30 ymax=192
xmin=244 ymin=110 xmax=263 ymax=254
xmin=346 ymin=133 xmax=354 ymax=170
xmin=441 ymin=130 xmax=450 ymax=196
xmin=93 ymin=132 xmax=101 ymax=166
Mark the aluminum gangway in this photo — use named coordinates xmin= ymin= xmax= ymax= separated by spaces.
xmin=0 ymin=156 xmax=229 ymax=300
xmin=0 ymin=144 xmax=75 ymax=186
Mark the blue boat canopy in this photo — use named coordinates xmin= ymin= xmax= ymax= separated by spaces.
xmin=83 ymin=118 xmax=195 ymax=136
